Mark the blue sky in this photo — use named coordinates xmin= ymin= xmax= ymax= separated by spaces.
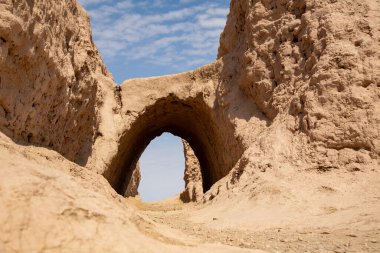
xmin=139 ymin=133 xmax=185 ymax=201
xmin=79 ymin=0 xmax=229 ymax=201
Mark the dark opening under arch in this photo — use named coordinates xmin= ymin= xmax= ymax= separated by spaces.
xmin=103 ymin=94 xmax=243 ymax=196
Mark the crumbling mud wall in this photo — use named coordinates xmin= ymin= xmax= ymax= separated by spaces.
xmin=218 ymin=0 xmax=380 ymax=157
xmin=123 ymin=162 xmax=141 ymax=197
xmin=0 ymin=0 xmax=114 ymax=165
xmin=198 ymin=0 xmax=380 ymax=200
xmin=180 ymin=140 xmax=203 ymax=202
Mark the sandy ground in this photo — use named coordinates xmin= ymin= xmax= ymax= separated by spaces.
xmin=0 ymin=132 xmax=379 ymax=252
xmin=132 ymin=197 xmax=380 ymax=253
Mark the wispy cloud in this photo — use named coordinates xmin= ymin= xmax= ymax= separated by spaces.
xmin=79 ymin=0 xmax=229 ymax=76
xmin=80 ymin=0 xmax=106 ymax=6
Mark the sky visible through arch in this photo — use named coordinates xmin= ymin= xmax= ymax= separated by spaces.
xmin=79 ymin=0 xmax=230 ymax=201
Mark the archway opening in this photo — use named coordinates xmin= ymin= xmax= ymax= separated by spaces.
xmin=138 ymin=133 xmax=185 ymax=202
xmin=103 ymin=94 xmax=244 ymax=200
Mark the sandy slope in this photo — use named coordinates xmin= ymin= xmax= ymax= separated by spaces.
xmin=1 ymin=131 xmax=378 ymax=252
xmin=0 ymin=133 xmax=263 ymax=253
xmin=134 ymin=183 xmax=380 ymax=253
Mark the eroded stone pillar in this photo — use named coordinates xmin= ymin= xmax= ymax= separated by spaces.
xmin=124 ymin=162 xmax=141 ymax=197
xmin=180 ymin=140 xmax=203 ymax=202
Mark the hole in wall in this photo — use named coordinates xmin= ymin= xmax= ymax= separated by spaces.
xmin=138 ymin=133 xmax=185 ymax=202
xmin=103 ymin=95 xmax=244 ymax=202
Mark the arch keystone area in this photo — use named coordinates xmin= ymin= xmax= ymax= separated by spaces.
xmin=101 ymin=64 xmax=245 ymax=197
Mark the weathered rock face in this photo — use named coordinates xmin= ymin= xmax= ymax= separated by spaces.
xmin=199 ymin=0 xmax=380 ymax=201
xmin=0 ymin=0 xmax=114 ymax=165
xmin=123 ymin=162 xmax=141 ymax=197
xmin=180 ymin=140 xmax=203 ymax=203
xmin=218 ymin=0 xmax=380 ymax=158
xmin=0 ymin=0 xmax=380 ymax=251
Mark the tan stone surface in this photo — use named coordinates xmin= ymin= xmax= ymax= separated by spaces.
xmin=0 ymin=0 xmax=379 ymax=252
xmin=180 ymin=140 xmax=203 ymax=203
xmin=0 ymin=0 xmax=115 ymax=165
xmin=124 ymin=162 xmax=141 ymax=197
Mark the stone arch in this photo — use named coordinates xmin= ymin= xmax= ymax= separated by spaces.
xmin=103 ymin=92 xmax=243 ymax=197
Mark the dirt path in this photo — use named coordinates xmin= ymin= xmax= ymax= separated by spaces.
xmin=132 ymin=199 xmax=380 ymax=253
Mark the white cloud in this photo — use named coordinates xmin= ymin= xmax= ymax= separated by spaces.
xmin=80 ymin=0 xmax=107 ymax=6
xmin=179 ymin=0 xmax=197 ymax=4
xmin=79 ymin=0 xmax=229 ymax=72
xmin=80 ymin=0 xmax=133 ymax=8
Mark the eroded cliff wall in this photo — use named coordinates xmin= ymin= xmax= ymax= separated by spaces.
xmin=0 ymin=0 xmax=114 ymax=165
xmin=198 ymin=0 xmax=380 ymax=200
xmin=219 ymin=0 xmax=380 ymax=157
